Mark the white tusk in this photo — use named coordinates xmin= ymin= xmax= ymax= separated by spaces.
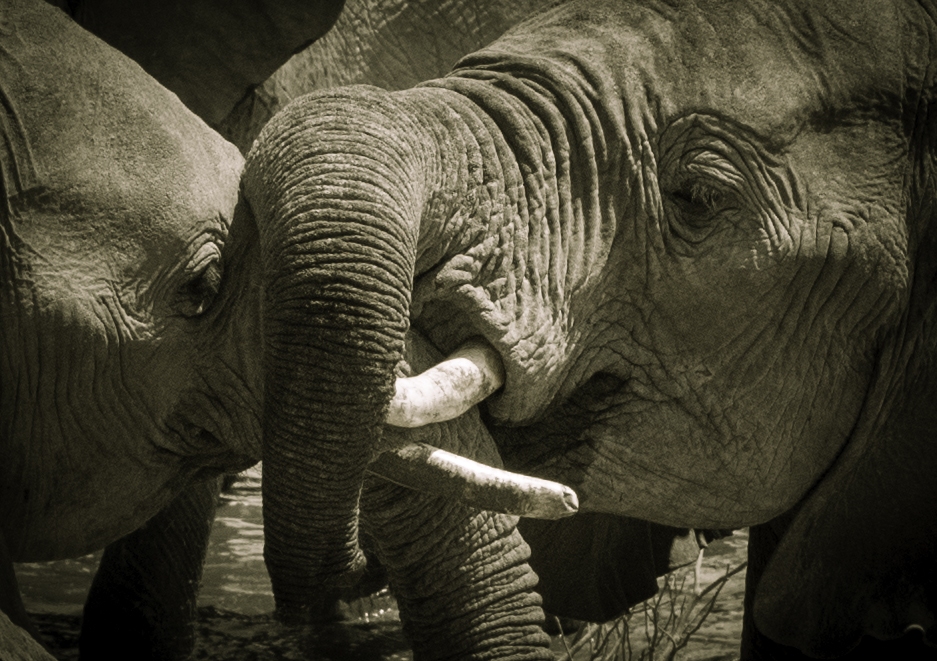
xmin=368 ymin=442 xmax=579 ymax=520
xmin=386 ymin=337 xmax=505 ymax=428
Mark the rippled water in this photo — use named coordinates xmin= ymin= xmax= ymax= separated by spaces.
xmin=200 ymin=466 xmax=273 ymax=614
xmin=16 ymin=466 xmax=747 ymax=660
xmin=16 ymin=466 xmax=273 ymax=617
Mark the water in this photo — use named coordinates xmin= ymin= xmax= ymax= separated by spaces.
xmin=200 ymin=466 xmax=273 ymax=614
xmin=15 ymin=466 xmax=747 ymax=660
xmin=15 ymin=466 xmax=273 ymax=617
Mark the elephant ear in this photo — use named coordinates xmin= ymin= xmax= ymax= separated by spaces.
xmin=61 ymin=0 xmax=345 ymax=126
xmin=753 ymin=288 xmax=937 ymax=655
xmin=519 ymin=514 xmax=722 ymax=622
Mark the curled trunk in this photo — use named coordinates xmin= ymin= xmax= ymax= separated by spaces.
xmin=244 ymin=79 xmax=581 ymax=622
xmin=243 ymin=87 xmax=471 ymax=617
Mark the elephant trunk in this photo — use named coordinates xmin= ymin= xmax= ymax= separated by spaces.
xmin=244 ymin=89 xmax=429 ymax=618
xmin=245 ymin=84 xmax=580 ymax=619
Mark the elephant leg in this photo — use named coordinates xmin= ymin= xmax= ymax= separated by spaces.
xmin=743 ymin=517 xmax=933 ymax=661
xmin=360 ymin=476 xmax=552 ymax=661
xmin=742 ymin=516 xmax=803 ymax=661
xmin=0 ymin=528 xmax=43 ymax=645
xmin=79 ymin=475 xmax=223 ymax=661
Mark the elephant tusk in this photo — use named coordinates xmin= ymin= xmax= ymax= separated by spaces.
xmin=386 ymin=337 xmax=505 ymax=428
xmin=368 ymin=442 xmax=579 ymax=520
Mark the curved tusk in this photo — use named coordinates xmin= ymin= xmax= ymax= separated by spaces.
xmin=386 ymin=337 xmax=505 ymax=428
xmin=368 ymin=442 xmax=579 ymax=520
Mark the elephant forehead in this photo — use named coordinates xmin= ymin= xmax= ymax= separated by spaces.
xmin=486 ymin=0 xmax=912 ymax=142
xmin=2 ymin=0 xmax=243 ymax=268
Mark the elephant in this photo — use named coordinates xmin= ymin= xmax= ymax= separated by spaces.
xmin=0 ymin=0 xmax=345 ymax=656
xmin=3 ymin=1 xmax=706 ymax=658
xmin=218 ymin=0 xmax=564 ymax=152
xmin=240 ymin=0 xmax=937 ymax=658
xmin=218 ymin=0 xmax=724 ymax=636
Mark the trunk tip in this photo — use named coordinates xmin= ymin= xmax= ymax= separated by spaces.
xmin=266 ymin=543 xmax=368 ymax=625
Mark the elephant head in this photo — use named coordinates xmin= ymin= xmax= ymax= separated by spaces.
xmin=0 ymin=0 xmax=352 ymax=563
xmin=0 ymin=0 xmax=337 ymax=571
xmin=243 ymin=0 xmax=937 ymax=656
xmin=1 ymin=0 xmax=348 ymax=654
xmin=0 ymin=0 xmax=264 ymax=563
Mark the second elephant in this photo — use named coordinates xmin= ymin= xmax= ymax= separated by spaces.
xmin=241 ymin=0 xmax=937 ymax=658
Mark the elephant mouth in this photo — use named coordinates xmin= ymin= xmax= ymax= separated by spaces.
xmin=367 ymin=337 xmax=579 ymax=520
xmin=165 ymin=419 xmax=259 ymax=475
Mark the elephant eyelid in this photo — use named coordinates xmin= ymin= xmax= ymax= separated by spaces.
xmin=656 ymin=115 xmax=778 ymax=248
xmin=671 ymin=179 xmax=727 ymax=211
xmin=667 ymin=176 xmax=739 ymax=218
xmin=684 ymin=153 xmax=745 ymax=187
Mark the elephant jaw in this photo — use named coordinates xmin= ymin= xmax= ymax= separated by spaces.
xmin=370 ymin=337 xmax=579 ymax=520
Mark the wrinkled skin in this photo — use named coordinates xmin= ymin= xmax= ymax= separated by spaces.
xmin=243 ymin=0 xmax=937 ymax=658
xmin=220 ymin=0 xmax=714 ymax=639
xmin=0 ymin=0 xmax=255 ymax=566
xmin=219 ymin=0 xmax=561 ymax=151
xmin=0 ymin=0 xmax=342 ymax=657
xmin=3 ymin=2 xmax=680 ymax=660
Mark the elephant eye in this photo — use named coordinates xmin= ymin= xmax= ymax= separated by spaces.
xmin=176 ymin=245 xmax=223 ymax=318
xmin=670 ymin=180 xmax=730 ymax=225
xmin=665 ymin=178 xmax=739 ymax=243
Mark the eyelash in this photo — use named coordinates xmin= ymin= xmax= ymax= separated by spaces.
xmin=184 ymin=262 xmax=222 ymax=317
xmin=672 ymin=180 xmax=729 ymax=214
xmin=667 ymin=177 xmax=737 ymax=232
xmin=176 ymin=248 xmax=223 ymax=318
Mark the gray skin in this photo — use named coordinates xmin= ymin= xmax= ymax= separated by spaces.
xmin=221 ymin=0 xmax=721 ymax=634
xmin=2 ymin=2 xmax=684 ymax=660
xmin=0 ymin=0 xmax=342 ymax=657
xmin=219 ymin=0 xmax=563 ymax=151
xmin=0 ymin=0 xmax=252 ymax=570
xmin=0 ymin=609 xmax=53 ymax=661
xmin=242 ymin=0 xmax=937 ymax=658
xmin=79 ymin=1 xmax=715 ymax=658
